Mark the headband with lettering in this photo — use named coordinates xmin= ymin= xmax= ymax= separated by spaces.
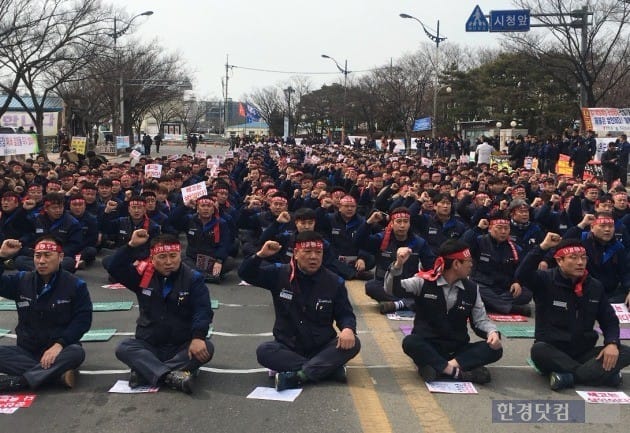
xmin=70 ymin=198 xmax=85 ymax=205
xmin=444 ymin=249 xmax=472 ymax=261
xmin=28 ymin=185 xmax=42 ymax=191
xmin=593 ymin=216 xmax=615 ymax=226
xmin=553 ymin=246 xmax=586 ymax=259
xmin=294 ymin=240 xmax=324 ymax=251
xmin=196 ymin=198 xmax=215 ymax=205
xmin=34 ymin=241 xmax=62 ymax=253
xmin=390 ymin=212 xmax=410 ymax=221
xmin=150 ymin=243 xmax=181 ymax=256
xmin=129 ymin=200 xmax=146 ymax=207
xmin=340 ymin=195 xmax=357 ymax=205
xmin=489 ymin=219 xmax=510 ymax=227
xmin=271 ymin=197 xmax=288 ymax=204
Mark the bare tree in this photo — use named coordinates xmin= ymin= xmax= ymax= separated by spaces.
xmin=508 ymin=0 xmax=630 ymax=107
xmin=173 ymin=98 xmax=206 ymax=135
xmin=246 ymin=87 xmax=282 ymax=134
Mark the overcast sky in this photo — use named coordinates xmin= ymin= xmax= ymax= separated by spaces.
xmin=108 ymin=0 xmax=519 ymax=101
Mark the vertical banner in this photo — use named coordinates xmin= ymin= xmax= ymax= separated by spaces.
xmin=71 ymin=136 xmax=87 ymax=155
xmin=556 ymin=154 xmax=572 ymax=176
xmin=283 ymin=116 xmax=289 ymax=140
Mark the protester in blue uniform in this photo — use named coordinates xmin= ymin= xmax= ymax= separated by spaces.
xmin=0 ymin=236 xmax=92 ymax=391
xmin=238 ymin=231 xmax=360 ymax=391
xmin=104 ymin=230 xmax=213 ymax=394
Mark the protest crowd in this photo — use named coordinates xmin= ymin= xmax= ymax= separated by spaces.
xmin=0 ymin=129 xmax=629 ymax=395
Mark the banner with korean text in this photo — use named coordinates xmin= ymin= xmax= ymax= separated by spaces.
xmin=581 ymin=108 xmax=630 ymax=133
xmin=0 ymin=134 xmax=38 ymax=155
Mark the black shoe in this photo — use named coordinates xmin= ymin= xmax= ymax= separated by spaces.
xmin=604 ymin=371 xmax=623 ymax=388
xmin=418 ymin=365 xmax=437 ymax=383
xmin=128 ymin=370 xmax=149 ymax=389
xmin=164 ymin=370 xmax=193 ymax=394
xmin=550 ymin=372 xmax=574 ymax=391
xmin=59 ymin=369 xmax=77 ymax=389
xmin=204 ymin=274 xmax=221 ymax=284
xmin=460 ymin=366 xmax=491 ymax=384
xmin=510 ymin=304 xmax=532 ymax=317
xmin=355 ymin=271 xmax=373 ymax=281
xmin=275 ymin=371 xmax=302 ymax=391
xmin=329 ymin=366 xmax=347 ymax=383
xmin=0 ymin=375 xmax=27 ymax=392
xmin=379 ymin=301 xmax=397 ymax=314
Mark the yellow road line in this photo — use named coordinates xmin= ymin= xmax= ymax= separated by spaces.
xmin=347 ymin=352 xmax=393 ymax=433
xmin=347 ymin=280 xmax=456 ymax=433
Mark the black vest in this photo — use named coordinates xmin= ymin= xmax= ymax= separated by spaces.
xmin=412 ymin=278 xmax=477 ymax=344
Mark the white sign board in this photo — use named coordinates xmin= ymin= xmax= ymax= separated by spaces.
xmin=144 ymin=164 xmax=163 ymax=179
xmin=181 ymin=181 xmax=208 ymax=204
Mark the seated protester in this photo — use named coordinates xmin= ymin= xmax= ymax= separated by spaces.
xmin=16 ymin=193 xmax=82 ymax=272
xmin=563 ymin=213 xmax=630 ymax=306
xmin=96 ymin=178 xmax=115 ymax=207
xmin=463 ymin=215 xmax=533 ymax=316
xmin=167 ymin=195 xmax=232 ymax=283
xmin=409 ymin=193 xmax=468 ymax=255
xmin=142 ymin=191 xmax=170 ymax=232
xmin=0 ymin=237 xmax=92 ymax=392
xmin=611 ymin=190 xmax=630 ymax=229
xmin=356 ymin=207 xmax=436 ymax=314
xmin=67 ymin=195 xmax=99 ymax=269
xmin=212 ymin=181 xmax=239 ymax=257
xmin=504 ymin=199 xmax=546 ymax=255
xmin=566 ymin=183 xmax=600 ymax=227
xmin=384 ymin=240 xmax=503 ymax=384
xmin=101 ymin=195 xmax=161 ymax=263
xmin=238 ymin=192 xmax=289 ymax=257
xmin=105 ymin=231 xmax=213 ymax=394
xmin=316 ymin=195 xmax=375 ymax=280
xmin=79 ymin=183 xmax=101 ymax=217
xmin=45 ymin=178 xmax=63 ymax=194
xmin=23 ymin=183 xmax=45 ymax=218
xmin=516 ymin=234 xmax=630 ymax=390
xmin=238 ymin=232 xmax=360 ymax=391
xmin=0 ymin=191 xmax=31 ymax=246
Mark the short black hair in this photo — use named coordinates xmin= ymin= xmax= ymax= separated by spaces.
xmin=44 ymin=192 xmax=65 ymax=205
xmin=294 ymin=207 xmax=316 ymax=221
xmin=294 ymin=230 xmax=323 ymax=244
xmin=150 ymin=233 xmax=180 ymax=248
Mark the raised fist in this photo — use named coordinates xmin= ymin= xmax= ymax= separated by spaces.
xmin=257 ymin=241 xmax=281 ymax=258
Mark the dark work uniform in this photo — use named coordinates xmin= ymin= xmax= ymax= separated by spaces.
xmin=16 ymin=212 xmax=83 ymax=272
xmin=238 ymin=254 xmax=360 ymax=381
xmin=0 ymin=267 xmax=92 ymax=388
xmin=73 ymin=211 xmax=99 ymax=265
xmin=385 ymin=268 xmax=502 ymax=373
xmin=509 ymin=220 xmax=546 ymax=256
xmin=516 ymin=247 xmax=630 ymax=385
xmin=411 ymin=212 xmax=469 ymax=255
xmin=463 ymin=229 xmax=532 ymax=314
xmin=105 ymin=245 xmax=214 ymax=386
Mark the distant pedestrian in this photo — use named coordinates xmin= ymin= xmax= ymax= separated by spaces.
xmin=153 ymin=133 xmax=162 ymax=154
xmin=142 ymin=133 xmax=152 ymax=156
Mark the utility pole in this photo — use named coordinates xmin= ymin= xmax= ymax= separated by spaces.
xmin=223 ymin=55 xmax=229 ymax=137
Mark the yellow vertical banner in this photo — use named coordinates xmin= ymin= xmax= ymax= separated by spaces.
xmin=556 ymin=154 xmax=572 ymax=176
xmin=71 ymin=136 xmax=87 ymax=155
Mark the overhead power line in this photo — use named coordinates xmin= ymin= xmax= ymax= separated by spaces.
xmin=230 ymin=64 xmax=387 ymax=75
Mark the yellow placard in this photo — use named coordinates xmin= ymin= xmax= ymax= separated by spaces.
xmin=71 ymin=136 xmax=87 ymax=155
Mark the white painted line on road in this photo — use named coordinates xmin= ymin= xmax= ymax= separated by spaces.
xmin=211 ymin=331 xmax=273 ymax=337
xmin=218 ymin=303 xmax=270 ymax=307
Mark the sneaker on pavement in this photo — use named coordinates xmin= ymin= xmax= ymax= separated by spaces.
xmin=550 ymin=372 xmax=574 ymax=391
xmin=418 ymin=365 xmax=437 ymax=383
xmin=0 ymin=375 xmax=27 ymax=392
xmin=60 ymin=369 xmax=77 ymax=389
xmin=275 ymin=371 xmax=302 ymax=391
xmin=460 ymin=366 xmax=491 ymax=384
xmin=164 ymin=370 xmax=193 ymax=394
xmin=329 ymin=366 xmax=347 ymax=383
xmin=379 ymin=301 xmax=397 ymax=314
xmin=128 ymin=370 xmax=149 ymax=389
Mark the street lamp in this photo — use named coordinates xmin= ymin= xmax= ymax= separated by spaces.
xmin=400 ymin=13 xmax=447 ymax=139
xmin=111 ymin=11 xmax=153 ymax=138
xmin=283 ymin=86 xmax=294 ymax=139
xmin=321 ymin=54 xmax=349 ymax=145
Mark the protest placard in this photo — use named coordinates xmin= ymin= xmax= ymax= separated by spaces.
xmin=144 ymin=164 xmax=162 ymax=179
xmin=181 ymin=181 xmax=208 ymax=204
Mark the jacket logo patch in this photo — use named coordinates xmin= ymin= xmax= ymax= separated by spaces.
xmin=552 ymin=300 xmax=567 ymax=308
xmin=17 ymin=301 xmax=29 ymax=308
xmin=423 ymin=293 xmax=438 ymax=300
xmin=142 ymin=288 xmax=152 ymax=296
xmin=279 ymin=289 xmax=293 ymax=300
xmin=56 ymin=299 xmax=71 ymax=304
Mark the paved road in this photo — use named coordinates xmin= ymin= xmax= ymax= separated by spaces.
xmin=1 ymin=142 xmax=629 ymax=432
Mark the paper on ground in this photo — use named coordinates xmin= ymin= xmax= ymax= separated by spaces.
xmin=386 ymin=311 xmax=415 ymax=321
xmin=0 ymin=408 xmax=19 ymax=414
xmin=425 ymin=381 xmax=478 ymax=394
xmin=611 ymin=304 xmax=630 ymax=324
xmin=246 ymin=386 xmax=302 ymax=402
xmin=108 ymin=380 xmax=159 ymax=393
xmin=576 ymin=390 xmax=630 ymax=404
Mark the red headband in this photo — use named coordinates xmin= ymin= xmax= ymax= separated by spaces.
xmin=613 ymin=192 xmax=627 ymax=198
xmin=489 ymin=219 xmax=510 ymax=227
xmin=390 ymin=212 xmax=410 ymax=221
xmin=2 ymin=196 xmax=18 ymax=202
xmin=271 ymin=197 xmax=288 ymax=204
xmin=593 ymin=217 xmax=614 ymax=226
xmin=70 ymin=198 xmax=85 ymax=204
xmin=129 ymin=200 xmax=146 ymax=207
xmin=294 ymin=240 xmax=324 ymax=251
xmin=197 ymin=198 xmax=215 ymax=205
xmin=340 ymin=196 xmax=357 ymax=205
xmin=34 ymin=241 xmax=62 ymax=253
xmin=444 ymin=249 xmax=471 ymax=261
xmin=28 ymin=185 xmax=42 ymax=191
xmin=150 ymin=243 xmax=181 ymax=256
xmin=553 ymin=246 xmax=586 ymax=259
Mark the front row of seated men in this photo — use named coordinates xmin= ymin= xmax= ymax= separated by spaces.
xmin=0 ymin=232 xmax=628 ymax=394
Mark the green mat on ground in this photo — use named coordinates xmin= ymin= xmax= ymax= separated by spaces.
xmin=211 ymin=299 xmax=219 ymax=309
xmin=92 ymin=301 xmax=133 ymax=311
xmin=527 ymin=357 xmax=544 ymax=375
xmin=497 ymin=324 xmax=535 ymax=338
xmin=0 ymin=301 xmax=16 ymax=311
xmin=0 ymin=328 xmax=9 ymax=337
xmin=80 ymin=329 xmax=117 ymax=342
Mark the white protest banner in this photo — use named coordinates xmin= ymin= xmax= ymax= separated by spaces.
xmin=576 ymin=391 xmax=630 ymax=404
xmin=144 ymin=164 xmax=163 ymax=179
xmin=195 ymin=150 xmax=207 ymax=159
xmin=181 ymin=181 xmax=208 ymax=204
xmin=0 ymin=134 xmax=38 ymax=156
xmin=611 ymin=303 xmax=630 ymax=323
xmin=225 ymin=150 xmax=234 ymax=158
xmin=421 ymin=157 xmax=432 ymax=167
xmin=130 ymin=149 xmax=141 ymax=159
